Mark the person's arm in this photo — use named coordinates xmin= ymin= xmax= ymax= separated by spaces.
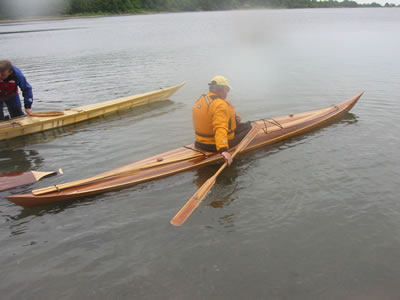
xmin=211 ymin=101 xmax=233 ymax=165
xmin=14 ymin=67 xmax=33 ymax=114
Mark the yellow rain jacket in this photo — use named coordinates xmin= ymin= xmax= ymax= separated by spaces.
xmin=193 ymin=92 xmax=237 ymax=152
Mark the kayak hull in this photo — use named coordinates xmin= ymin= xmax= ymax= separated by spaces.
xmin=0 ymin=82 xmax=184 ymax=141
xmin=5 ymin=92 xmax=363 ymax=208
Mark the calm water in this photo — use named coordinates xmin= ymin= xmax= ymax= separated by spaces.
xmin=1 ymin=8 xmax=400 ymax=300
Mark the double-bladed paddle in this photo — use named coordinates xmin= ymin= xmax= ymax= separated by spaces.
xmin=170 ymin=123 xmax=262 ymax=226
xmin=0 ymin=169 xmax=63 ymax=192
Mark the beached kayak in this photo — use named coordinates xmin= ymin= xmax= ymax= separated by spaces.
xmin=5 ymin=92 xmax=363 ymax=208
xmin=0 ymin=82 xmax=184 ymax=141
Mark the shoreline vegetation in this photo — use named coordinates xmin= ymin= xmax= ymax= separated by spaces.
xmin=0 ymin=0 xmax=398 ymax=22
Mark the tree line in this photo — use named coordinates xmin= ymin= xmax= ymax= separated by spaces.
xmin=66 ymin=0 xmax=392 ymax=14
xmin=0 ymin=0 xmax=398 ymax=19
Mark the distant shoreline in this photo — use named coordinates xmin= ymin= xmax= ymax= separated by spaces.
xmin=0 ymin=6 xmax=395 ymax=24
xmin=0 ymin=13 xmax=143 ymax=24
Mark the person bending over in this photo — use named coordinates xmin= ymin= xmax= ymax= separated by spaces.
xmin=0 ymin=60 xmax=33 ymax=120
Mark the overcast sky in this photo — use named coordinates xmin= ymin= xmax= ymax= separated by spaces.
xmin=355 ymin=0 xmax=399 ymax=4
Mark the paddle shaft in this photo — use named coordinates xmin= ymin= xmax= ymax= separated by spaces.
xmin=170 ymin=123 xmax=262 ymax=226
xmin=32 ymin=152 xmax=207 ymax=196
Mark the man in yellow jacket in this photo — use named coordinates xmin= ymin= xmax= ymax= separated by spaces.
xmin=193 ymin=76 xmax=251 ymax=165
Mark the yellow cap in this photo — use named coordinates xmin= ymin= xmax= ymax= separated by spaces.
xmin=209 ymin=76 xmax=232 ymax=90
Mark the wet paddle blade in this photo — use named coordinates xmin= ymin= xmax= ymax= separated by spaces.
xmin=170 ymin=175 xmax=218 ymax=226
xmin=0 ymin=169 xmax=63 ymax=191
xmin=170 ymin=123 xmax=262 ymax=226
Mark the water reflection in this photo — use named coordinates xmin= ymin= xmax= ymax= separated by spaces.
xmin=8 ymin=217 xmax=33 ymax=236
xmin=0 ymin=149 xmax=44 ymax=174
xmin=0 ymin=28 xmax=83 ymax=35
xmin=192 ymin=160 xmax=242 ymax=228
xmin=4 ymin=192 xmax=105 ymax=231
xmin=336 ymin=112 xmax=359 ymax=125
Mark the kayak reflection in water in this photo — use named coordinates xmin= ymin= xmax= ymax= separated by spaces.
xmin=0 ymin=60 xmax=34 ymax=120
xmin=192 ymin=76 xmax=252 ymax=166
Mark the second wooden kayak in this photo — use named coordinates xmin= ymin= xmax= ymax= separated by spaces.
xmin=0 ymin=82 xmax=184 ymax=141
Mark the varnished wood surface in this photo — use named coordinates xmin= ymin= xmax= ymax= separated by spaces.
xmin=5 ymin=92 xmax=363 ymax=207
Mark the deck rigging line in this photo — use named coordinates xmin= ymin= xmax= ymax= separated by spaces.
xmin=252 ymin=118 xmax=284 ymax=134
xmin=183 ymin=146 xmax=208 ymax=157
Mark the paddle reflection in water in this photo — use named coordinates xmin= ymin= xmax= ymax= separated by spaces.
xmin=191 ymin=161 xmax=240 ymax=213
xmin=192 ymin=160 xmax=262 ymax=230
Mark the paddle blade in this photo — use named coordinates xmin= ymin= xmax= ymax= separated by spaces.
xmin=170 ymin=175 xmax=217 ymax=226
xmin=0 ymin=172 xmax=36 ymax=191
xmin=0 ymin=169 xmax=62 ymax=192
xmin=171 ymin=123 xmax=262 ymax=226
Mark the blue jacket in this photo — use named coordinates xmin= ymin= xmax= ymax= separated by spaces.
xmin=0 ymin=66 xmax=33 ymax=109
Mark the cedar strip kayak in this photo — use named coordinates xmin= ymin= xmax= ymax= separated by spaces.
xmin=5 ymin=92 xmax=363 ymax=208
xmin=0 ymin=82 xmax=184 ymax=141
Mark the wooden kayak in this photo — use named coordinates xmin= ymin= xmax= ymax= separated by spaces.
xmin=0 ymin=82 xmax=184 ymax=141
xmin=5 ymin=92 xmax=363 ymax=208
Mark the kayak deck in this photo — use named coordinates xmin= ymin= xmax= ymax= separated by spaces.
xmin=0 ymin=82 xmax=184 ymax=141
xmin=5 ymin=92 xmax=363 ymax=208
